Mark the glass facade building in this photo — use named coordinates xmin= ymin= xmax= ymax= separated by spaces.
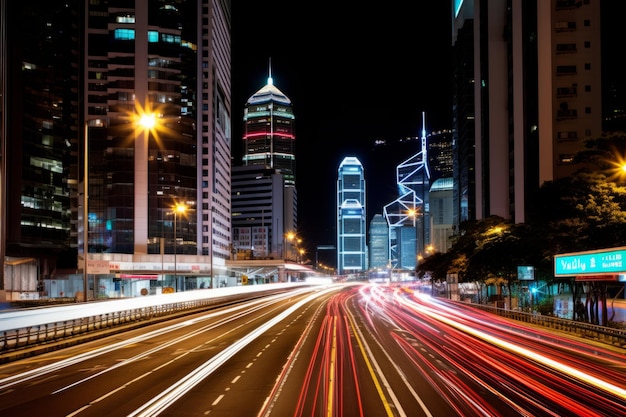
xmin=84 ymin=0 xmax=200 ymax=255
xmin=337 ymin=157 xmax=367 ymax=275
xmin=242 ymin=74 xmax=296 ymax=187
xmin=368 ymin=214 xmax=389 ymax=270
xmin=239 ymin=72 xmax=297 ymax=253
xmin=0 ymin=0 xmax=232 ymax=298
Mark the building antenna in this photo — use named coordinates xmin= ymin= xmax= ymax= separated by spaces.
xmin=421 ymin=111 xmax=427 ymax=153
xmin=268 ymin=57 xmax=273 ymax=85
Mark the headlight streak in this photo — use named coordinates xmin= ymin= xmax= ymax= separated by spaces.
xmin=127 ymin=287 xmax=340 ymax=417
xmin=0 ymin=289 xmax=308 ymax=391
xmin=351 ymin=284 xmax=626 ymax=415
xmin=344 ymin=292 xmax=433 ymax=417
xmin=392 ymin=330 xmax=552 ymax=417
xmin=412 ymin=294 xmax=626 ymax=372
xmin=283 ymin=290 xmax=403 ymax=417
xmin=395 ymin=294 xmax=626 ymax=401
xmin=387 ymin=304 xmax=593 ymax=417
xmin=0 ymin=283 xmax=318 ymax=333
xmin=256 ymin=298 xmax=329 ymax=417
xmin=361 ymin=286 xmax=501 ymax=416
xmin=54 ymin=294 xmax=297 ymax=394
xmin=389 ymin=291 xmax=626 ymax=417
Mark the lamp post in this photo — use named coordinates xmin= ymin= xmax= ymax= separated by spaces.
xmin=407 ymin=207 xmax=419 ymax=270
xmin=173 ymin=203 xmax=186 ymax=291
xmin=82 ymin=122 xmax=90 ymax=302
xmin=285 ymin=231 xmax=295 ymax=261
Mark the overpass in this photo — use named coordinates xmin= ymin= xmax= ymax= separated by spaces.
xmin=225 ymin=259 xmax=319 ymax=285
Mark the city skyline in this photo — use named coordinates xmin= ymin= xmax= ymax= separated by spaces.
xmin=231 ymin=2 xmax=453 ymax=251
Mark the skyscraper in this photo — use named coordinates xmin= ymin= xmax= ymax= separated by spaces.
xmin=452 ymin=0 xmax=603 ymax=224
xmin=383 ymin=113 xmax=430 ymax=271
xmin=368 ymin=214 xmax=389 ymax=271
xmin=81 ymin=0 xmax=231 ymax=289
xmin=0 ymin=0 xmax=232 ymax=299
xmin=337 ymin=157 xmax=367 ymax=276
xmin=0 ymin=1 xmax=81 ymax=296
xmin=239 ymin=69 xmax=297 ymax=253
xmin=242 ymin=69 xmax=296 ymax=186
xmin=231 ymin=165 xmax=285 ymax=259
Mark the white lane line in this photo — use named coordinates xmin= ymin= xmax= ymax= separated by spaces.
xmin=128 ymin=287 xmax=340 ymax=417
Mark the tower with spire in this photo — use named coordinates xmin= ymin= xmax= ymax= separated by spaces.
xmin=242 ymin=61 xmax=296 ymax=186
xmin=232 ymin=62 xmax=297 ymax=261
xmin=383 ymin=112 xmax=431 ymax=272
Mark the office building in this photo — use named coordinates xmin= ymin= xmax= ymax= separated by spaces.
xmin=429 ymin=177 xmax=454 ymax=254
xmin=337 ymin=157 xmax=367 ymax=275
xmin=368 ymin=214 xmax=389 ymax=270
xmin=451 ymin=1 xmax=476 ymax=227
xmin=242 ymin=70 xmax=296 ymax=186
xmin=231 ymin=165 xmax=285 ymax=259
xmin=236 ymin=70 xmax=297 ymax=259
xmin=0 ymin=1 xmax=81 ymax=298
xmin=0 ymin=0 xmax=232 ymax=299
xmin=453 ymin=0 xmax=603 ymax=224
xmin=428 ymin=130 xmax=454 ymax=185
xmin=383 ymin=113 xmax=430 ymax=271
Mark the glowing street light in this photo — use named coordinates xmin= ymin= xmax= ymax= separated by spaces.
xmin=173 ymin=203 xmax=187 ymax=291
xmin=138 ymin=113 xmax=156 ymax=130
xmin=82 ymin=122 xmax=91 ymax=302
xmin=130 ymin=102 xmax=167 ymax=254
xmin=285 ymin=231 xmax=296 ymax=260
xmin=298 ymin=248 xmax=305 ymax=264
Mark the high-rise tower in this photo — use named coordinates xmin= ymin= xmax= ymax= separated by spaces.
xmin=0 ymin=0 xmax=232 ymax=299
xmin=0 ymin=1 xmax=80 ymax=296
xmin=368 ymin=214 xmax=389 ymax=271
xmin=81 ymin=0 xmax=231 ymax=288
xmin=239 ymin=68 xmax=297 ymax=254
xmin=383 ymin=112 xmax=430 ymax=271
xmin=337 ymin=157 xmax=367 ymax=276
xmin=242 ymin=67 xmax=296 ymax=186
xmin=452 ymin=0 xmax=603 ymax=224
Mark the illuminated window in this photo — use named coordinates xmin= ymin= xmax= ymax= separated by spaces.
xmin=114 ymin=29 xmax=135 ymax=40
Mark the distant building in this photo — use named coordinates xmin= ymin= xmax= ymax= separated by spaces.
xmin=337 ymin=157 xmax=367 ymax=275
xmin=429 ymin=178 xmax=454 ymax=254
xmin=427 ymin=130 xmax=454 ymax=184
xmin=396 ymin=226 xmax=417 ymax=270
xmin=231 ymin=166 xmax=285 ymax=260
xmin=236 ymin=69 xmax=297 ymax=260
xmin=242 ymin=70 xmax=296 ymax=186
xmin=383 ymin=113 xmax=430 ymax=271
xmin=368 ymin=214 xmax=389 ymax=270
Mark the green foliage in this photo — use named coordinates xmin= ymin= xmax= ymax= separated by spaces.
xmin=535 ymin=296 xmax=554 ymax=316
xmin=417 ymin=131 xmax=626 ymax=287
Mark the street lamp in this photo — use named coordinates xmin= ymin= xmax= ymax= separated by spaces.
xmin=285 ymin=231 xmax=296 ymax=260
xmin=298 ymin=248 xmax=305 ymax=264
xmin=173 ymin=203 xmax=187 ymax=291
xmin=82 ymin=122 xmax=90 ymax=302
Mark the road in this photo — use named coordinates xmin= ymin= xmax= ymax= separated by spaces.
xmin=0 ymin=283 xmax=624 ymax=416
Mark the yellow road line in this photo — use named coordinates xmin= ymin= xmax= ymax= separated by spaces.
xmin=346 ymin=307 xmax=395 ymax=416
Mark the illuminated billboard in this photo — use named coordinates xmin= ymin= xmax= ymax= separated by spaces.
xmin=554 ymin=247 xmax=626 ymax=277
xmin=517 ymin=266 xmax=534 ymax=280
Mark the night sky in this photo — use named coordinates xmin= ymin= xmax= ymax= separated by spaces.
xmin=231 ymin=3 xmax=453 ymax=259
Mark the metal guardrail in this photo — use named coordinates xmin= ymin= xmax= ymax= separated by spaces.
xmin=0 ymin=296 xmax=233 ymax=356
xmin=3 ymin=290 xmax=624 ymax=364
xmin=459 ymin=301 xmax=626 ymax=349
